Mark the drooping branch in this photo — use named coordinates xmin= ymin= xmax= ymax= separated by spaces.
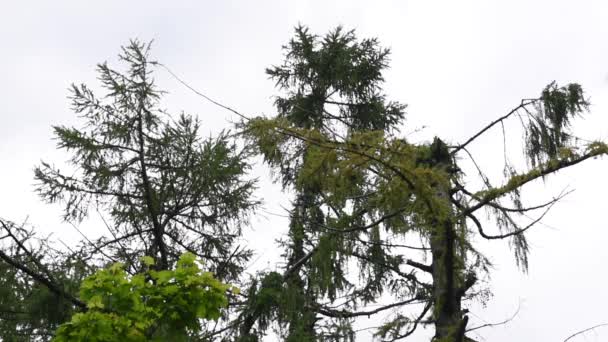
xmin=451 ymin=191 xmax=556 ymax=241
xmin=349 ymin=251 xmax=431 ymax=289
xmin=454 ymin=179 xmax=571 ymax=214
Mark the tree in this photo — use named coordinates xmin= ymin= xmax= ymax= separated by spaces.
xmin=34 ymin=40 xmax=257 ymax=278
xmin=1 ymin=28 xmax=606 ymax=342
xmin=243 ymin=26 xmax=608 ymax=341
xmin=0 ymin=219 xmax=89 ymax=341
xmin=0 ymin=40 xmax=258 ymax=340
xmin=52 ymin=252 xmax=234 ymax=342
xmin=236 ymin=25 xmax=406 ymax=341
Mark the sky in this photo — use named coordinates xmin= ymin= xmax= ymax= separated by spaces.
xmin=1 ymin=1 xmax=608 ymax=341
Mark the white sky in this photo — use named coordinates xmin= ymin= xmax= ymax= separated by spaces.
xmin=1 ymin=1 xmax=608 ymax=341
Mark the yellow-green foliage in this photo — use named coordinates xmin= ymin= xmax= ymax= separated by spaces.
xmin=52 ymin=253 xmax=235 ymax=342
xmin=586 ymin=141 xmax=608 ymax=155
xmin=476 ymin=141 xmax=608 ymax=203
xmin=245 ymin=117 xmax=291 ymax=167
xmin=246 ymin=118 xmax=454 ymax=235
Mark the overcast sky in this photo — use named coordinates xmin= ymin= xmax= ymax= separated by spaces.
xmin=1 ymin=1 xmax=608 ymax=341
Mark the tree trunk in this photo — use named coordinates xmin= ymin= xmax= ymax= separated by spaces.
xmin=428 ymin=138 xmax=470 ymax=342
xmin=430 ymin=219 xmax=468 ymax=341
xmin=285 ymin=193 xmax=318 ymax=341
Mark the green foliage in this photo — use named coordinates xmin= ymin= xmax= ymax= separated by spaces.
xmin=241 ymin=25 xmax=416 ymax=340
xmin=243 ymin=25 xmax=608 ymax=342
xmin=3 ymin=27 xmax=606 ymax=342
xmin=34 ymin=40 xmax=257 ymax=277
xmin=0 ymin=261 xmax=77 ymax=341
xmin=53 ymin=253 xmax=233 ymax=341
xmin=247 ymin=119 xmax=453 ymax=234
xmin=267 ymin=25 xmax=405 ymax=131
xmin=525 ymin=81 xmax=589 ymax=166
xmin=0 ymin=222 xmax=91 ymax=342
xmin=477 ymin=140 xmax=608 ymax=203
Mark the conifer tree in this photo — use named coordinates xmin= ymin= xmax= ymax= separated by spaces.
xmin=34 ymin=40 xmax=257 ymax=278
xmin=244 ymin=27 xmax=608 ymax=341
xmin=238 ymin=25 xmax=406 ymax=341
xmin=0 ymin=40 xmax=258 ymax=341
xmin=0 ymin=219 xmax=89 ymax=340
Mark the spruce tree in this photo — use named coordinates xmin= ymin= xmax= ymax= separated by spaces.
xmin=238 ymin=25 xmax=406 ymax=341
xmin=245 ymin=27 xmax=608 ymax=341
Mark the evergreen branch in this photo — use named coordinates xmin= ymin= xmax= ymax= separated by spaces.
xmin=463 ymin=202 xmax=554 ymax=240
xmin=0 ymin=220 xmax=58 ymax=285
xmin=347 ymin=235 xmax=430 ymax=251
xmin=314 ymin=296 xmax=424 ymax=318
xmin=283 ymin=246 xmax=319 ymax=279
xmin=86 ymin=228 xmax=153 ymax=260
xmin=349 ymin=251 xmax=431 ymax=289
xmin=67 ymin=221 xmax=119 ymax=264
xmin=462 ymin=145 xmax=608 ymax=217
xmin=36 ymin=168 xmax=145 ymax=200
xmin=315 ymin=207 xmax=409 ymax=233
xmin=457 ymin=181 xmax=571 ymax=213
xmin=163 ymin=230 xmax=223 ymax=265
xmin=0 ymin=246 xmax=85 ymax=309
xmin=406 ymin=259 xmax=433 ymax=273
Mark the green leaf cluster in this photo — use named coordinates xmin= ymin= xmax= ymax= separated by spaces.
xmin=52 ymin=253 xmax=233 ymax=341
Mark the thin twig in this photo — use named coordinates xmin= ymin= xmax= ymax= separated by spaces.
xmin=563 ymin=323 xmax=608 ymax=341
xmin=155 ymin=62 xmax=250 ymax=121
xmin=466 ymin=302 xmax=520 ymax=332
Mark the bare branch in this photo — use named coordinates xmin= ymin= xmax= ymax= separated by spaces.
xmin=563 ymin=323 xmax=608 ymax=342
xmin=383 ymin=302 xmax=432 ymax=341
xmin=451 ymin=99 xmax=537 ymax=155
xmin=315 ymin=296 xmax=424 ymax=318
xmin=466 ymin=303 xmax=520 ymax=332
xmin=155 ymin=62 xmax=250 ymax=121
